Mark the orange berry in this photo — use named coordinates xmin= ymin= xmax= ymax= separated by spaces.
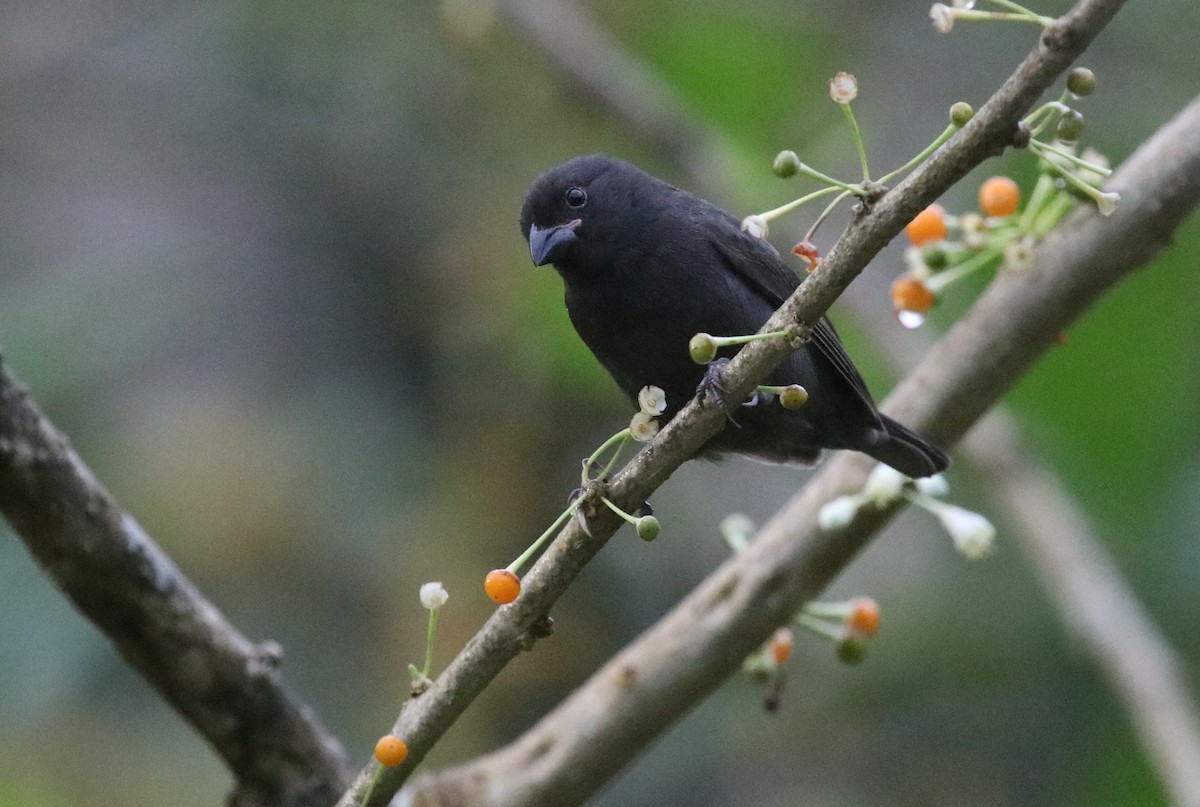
xmin=484 ymin=569 xmax=521 ymax=604
xmin=890 ymin=276 xmax=935 ymax=314
xmin=905 ymin=203 xmax=947 ymax=245
xmin=374 ymin=735 xmax=409 ymax=767
xmin=768 ymin=627 xmax=794 ymax=664
xmin=846 ymin=597 xmax=880 ymax=637
xmin=979 ymin=176 xmax=1020 ymax=217
xmin=792 ymin=241 xmax=820 ymax=273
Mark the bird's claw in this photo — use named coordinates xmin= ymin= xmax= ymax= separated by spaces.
xmin=697 ymin=358 xmax=733 ymax=407
xmin=697 ymin=358 xmax=770 ymax=414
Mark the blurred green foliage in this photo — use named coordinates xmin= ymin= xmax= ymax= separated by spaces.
xmin=1 ymin=2 xmax=1197 ymax=806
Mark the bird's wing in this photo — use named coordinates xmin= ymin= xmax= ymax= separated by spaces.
xmin=706 ymin=214 xmax=877 ymax=407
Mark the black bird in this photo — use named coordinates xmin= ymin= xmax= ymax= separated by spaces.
xmin=520 ymin=154 xmax=948 ymax=478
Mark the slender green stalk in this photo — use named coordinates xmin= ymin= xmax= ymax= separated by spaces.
xmin=757 ymin=185 xmax=842 ymax=223
xmin=507 ymin=496 xmax=585 ymax=574
xmin=582 ymin=428 xmax=632 ymax=485
xmin=713 ymin=330 xmax=792 ymax=347
xmin=795 ymin=611 xmax=844 ymax=641
xmin=842 ymin=103 xmax=871 ymax=181
xmin=1018 ymin=172 xmax=1059 ymax=232
xmin=803 ymin=189 xmax=854 ymax=244
xmin=1029 ymin=138 xmax=1113 ymax=175
xmin=361 ymin=767 xmax=386 ymax=807
xmin=794 ymin=162 xmax=864 ymax=195
xmin=600 ymin=496 xmax=639 ymax=525
xmin=802 ymin=600 xmax=851 ymax=620
xmin=925 ymin=246 xmax=1004 ymax=294
xmin=879 ymin=124 xmax=957 ymax=184
xmin=983 ymin=0 xmax=1055 ymax=25
xmin=420 ymin=608 xmax=439 ymax=678
xmin=952 ymin=8 xmax=1054 ymax=26
xmin=1031 ymin=192 xmax=1076 ymax=236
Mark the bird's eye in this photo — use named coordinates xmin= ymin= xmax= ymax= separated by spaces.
xmin=564 ymin=186 xmax=588 ymax=209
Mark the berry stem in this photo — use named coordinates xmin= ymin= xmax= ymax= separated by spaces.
xmin=1024 ymin=101 xmax=1071 ymax=138
xmin=793 ymin=162 xmax=865 ymax=196
xmin=582 ymin=428 xmax=632 ymax=485
xmin=1031 ymin=191 xmax=1076 ymax=236
xmin=507 ymin=496 xmax=585 ymax=575
xmin=950 ymin=8 xmax=1054 ymax=26
xmin=802 ymin=188 xmax=854 ymax=244
xmin=1029 ymin=138 xmax=1113 ymax=176
xmin=1018 ymin=172 xmax=1059 ymax=233
xmin=757 ymin=185 xmax=843 ymax=223
xmin=795 ymin=611 xmax=844 ymax=642
xmin=878 ymin=123 xmax=957 ymax=184
xmin=600 ymin=495 xmax=640 ymax=526
xmin=802 ymin=600 xmax=852 ymax=620
xmin=841 ymin=102 xmax=871 ymax=182
xmin=982 ymin=0 xmax=1055 ymax=26
xmin=711 ymin=330 xmax=793 ymax=348
xmin=925 ymin=246 xmax=1004 ymax=294
xmin=362 ymin=766 xmax=385 ymax=807
xmin=420 ymin=606 xmax=439 ymax=679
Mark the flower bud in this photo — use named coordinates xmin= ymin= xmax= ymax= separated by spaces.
xmin=629 ymin=412 xmax=660 ymax=442
xmin=930 ymin=3 xmax=955 ymax=33
xmin=741 ymin=214 xmax=768 ymax=239
xmin=818 ymin=495 xmax=861 ymax=531
xmin=637 ymin=385 xmax=667 ymax=416
xmin=828 ymin=72 xmax=858 ymax=104
xmin=419 ymin=581 xmax=449 ymax=609
xmin=864 ymin=464 xmax=906 ymax=505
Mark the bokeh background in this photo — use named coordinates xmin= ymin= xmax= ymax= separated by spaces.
xmin=2 ymin=1 xmax=1198 ymax=805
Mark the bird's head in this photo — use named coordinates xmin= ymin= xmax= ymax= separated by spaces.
xmin=520 ymin=154 xmax=652 ymax=278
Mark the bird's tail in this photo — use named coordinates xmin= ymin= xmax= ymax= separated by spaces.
xmin=868 ymin=416 xmax=950 ymax=478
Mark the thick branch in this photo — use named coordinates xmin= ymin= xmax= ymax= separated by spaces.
xmin=337 ymin=1 xmax=1128 ymax=804
xmin=395 ymin=82 xmax=1200 ymax=807
xmin=0 ymin=362 xmax=354 ymax=807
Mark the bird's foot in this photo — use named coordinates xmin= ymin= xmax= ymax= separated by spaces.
xmin=697 ymin=358 xmax=733 ymax=407
xmin=697 ymin=358 xmax=770 ymax=414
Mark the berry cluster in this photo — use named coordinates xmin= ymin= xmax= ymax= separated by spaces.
xmin=722 ymin=515 xmax=883 ymax=710
xmin=892 ymin=66 xmax=1113 ymax=328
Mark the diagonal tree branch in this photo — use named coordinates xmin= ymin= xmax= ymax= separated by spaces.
xmin=395 ymin=87 xmax=1200 ymax=807
xmin=337 ymin=1 xmax=1128 ymax=804
xmin=514 ymin=0 xmax=1200 ymax=798
xmin=0 ymin=361 xmax=355 ymax=807
xmin=842 ymin=260 xmax=1200 ymax=807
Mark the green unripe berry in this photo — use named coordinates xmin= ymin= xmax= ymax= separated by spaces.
xmin=922 ymin=243 xmax=950 ymax=271
xmin=773 ymin=150 xmax=801 ymax=179
xmin=636 ymin=515 xmax=661 ymax=542
xmin=779 ymin=384 xmax=809 ymax=410
xmin=1066 ymin=67 xmax=1096 ymax=97
xmin=1055 ymin=110 xmax=1085 ymax=143
xmin=689 ymin=333 xmax=718 ymax=364
xmin=949 ymin=101 xmax=974 ymax=128
xmin=836 ymin=634 xmax=869 ymax=665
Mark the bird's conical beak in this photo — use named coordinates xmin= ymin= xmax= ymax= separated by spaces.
xmin=528 ymin=219 xmax=582 ymax=266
